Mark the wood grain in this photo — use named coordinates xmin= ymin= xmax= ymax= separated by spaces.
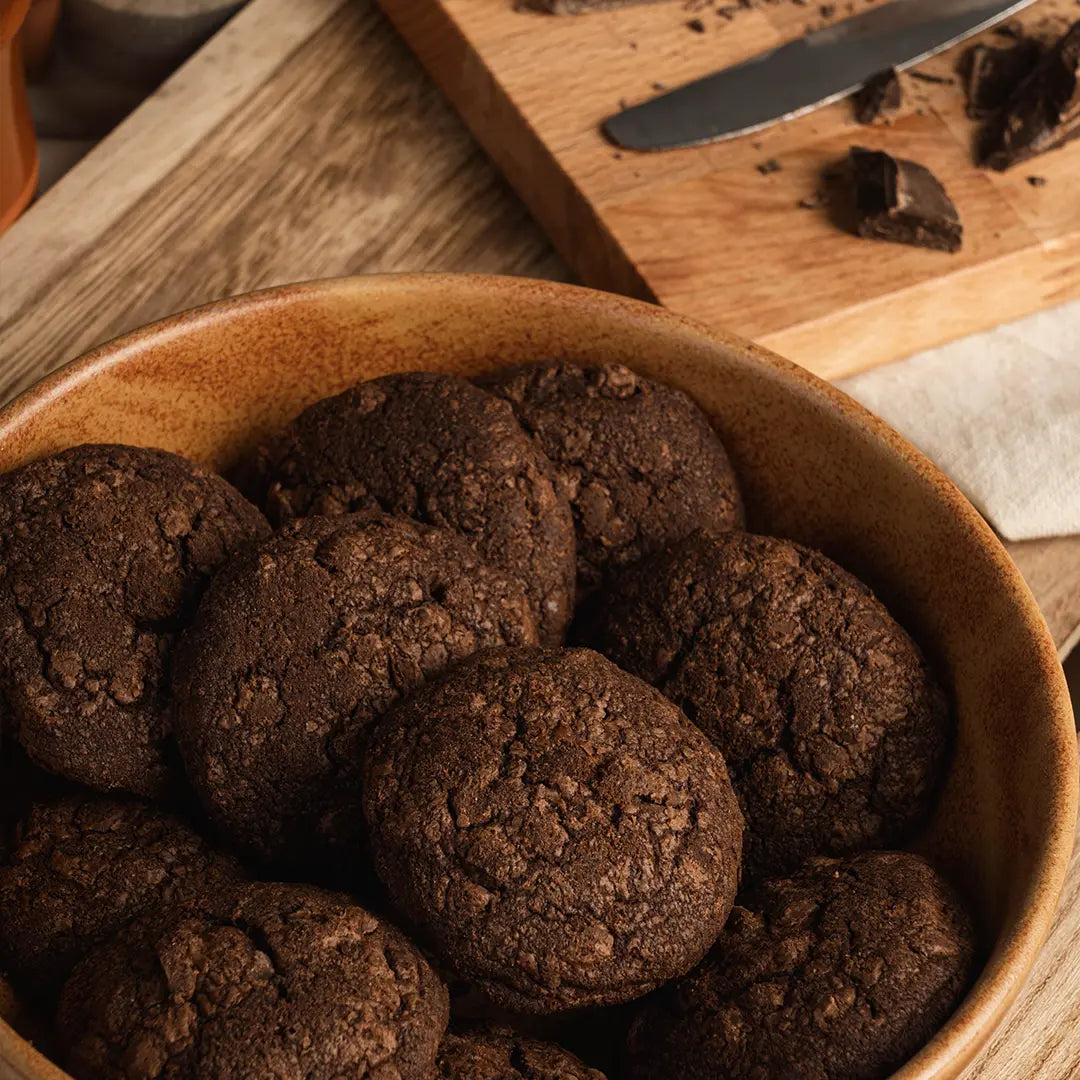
xmin=376 ymin=0 xmax=1080 ymax=378
xmin=0 ymin=3 xmax=1077 ymax=1072
xmin=1005 ymin=536 xmax=1080 ymax=660
xmin=0 ymin=0 xmax=561 ymax=398
xmin=959 ymin=798 xmax=1080 ymax=1080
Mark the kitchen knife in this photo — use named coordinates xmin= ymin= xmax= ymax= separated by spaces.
xmin=603 ymin=0 xmax=1038 ymax=151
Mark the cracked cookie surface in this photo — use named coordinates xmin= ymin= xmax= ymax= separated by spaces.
xmin=363 ymin=647 xmax=744 ymax=1014
xmin=252 ymin=372 xmax=576 ymax=644
xmin=0 ymin=794 xmax=245 ymax=996
xmin=479 ymin=362 xmax=742 ymax=595
xmin=625 ymin=851 xmax=976 ymax=1080
xmin=57 ymin=881 xmax=449 ymax=1080
xmin=0 ymin=445 xmax=270 ymax=797
xmin=174 ymin=512 xmax=539 ymax=866
xmin=592 ymin=532 xmax=950 ymax=880
xmin=436 ymin=1026 xmax=607 ymax=1079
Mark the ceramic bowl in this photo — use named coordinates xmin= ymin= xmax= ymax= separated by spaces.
xmin=0 ymin=275 xmax=1075 ymax=1080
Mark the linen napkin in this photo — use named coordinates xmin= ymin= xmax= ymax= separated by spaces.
xmin=839 ymin=299 xmax=1080 ymax=542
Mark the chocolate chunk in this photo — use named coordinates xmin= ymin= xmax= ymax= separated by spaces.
xmin=960 ymin=40 xmax=1042 ymax=118
xmin=981 ymin=21 xmax=1080 ymax=171
xmin=854 ymin=68 xmax=902 ymax=125
xmin=850 ymin=147 xmax=962 ymax=253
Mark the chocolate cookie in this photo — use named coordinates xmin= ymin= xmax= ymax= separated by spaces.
xmin=57 ymin=882 xmax=449 ymax=1080
xmin=174 ymin=512 xmax=539 ymax=866
xmin=0 ymin=794 xmax=244 ymax=996
xmin=0 ymin=745 xmax=70 ymax=865
xmin=253 ymin=373 xmax=576 ymax=644
xmin=480 ymin=361 xmax=743 ymax=593
xmin=363 ymin=647 xmax=744 ymax=1014
xmin=0 ymin=445 xmax=270 ymax=797
xmin=437 ymin=1027 xmax=606 ymax=1079
xmin=592 ymin=532 xmax=950 ymax=879
xmin=626 ymin=851 xmax=976 ymax=1080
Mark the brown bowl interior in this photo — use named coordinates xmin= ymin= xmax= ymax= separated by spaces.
xmin=0 ymin=275 xmax=1075 ymax=1080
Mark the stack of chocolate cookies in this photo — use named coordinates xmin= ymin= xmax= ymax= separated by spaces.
xmin=0 ymin=362 xmax=973 ymax=1080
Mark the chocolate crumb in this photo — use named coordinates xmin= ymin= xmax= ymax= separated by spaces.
xmin=756 ymin=158 xmax=782 ymax=174
xmin=1027 ymin=175 xmax=1048 ymax=186
xmin=686 ymin=17 xmax=705 ymax=32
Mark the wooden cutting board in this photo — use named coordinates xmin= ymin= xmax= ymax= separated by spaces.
xmin=376 ymin=0 xmax=1080 ymax=379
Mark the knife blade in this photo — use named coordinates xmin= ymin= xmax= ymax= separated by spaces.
xmin=603 ymin=0 xmax=1038 ymax=151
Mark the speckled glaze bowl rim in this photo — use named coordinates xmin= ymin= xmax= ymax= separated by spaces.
xmin=0 ymin=274 xmax=1075 ymax=1080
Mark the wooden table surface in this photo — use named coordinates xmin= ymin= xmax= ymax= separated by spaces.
xmin=0 ymin=0 xmax=1077 ymax=1075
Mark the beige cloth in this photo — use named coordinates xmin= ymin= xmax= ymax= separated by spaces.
xmin=839 ymin=300 xmax=1080 ymax=543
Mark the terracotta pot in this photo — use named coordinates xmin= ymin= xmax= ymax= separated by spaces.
xmin=0 ymin=276 xmax=1075 ymax=1080
xmin=0 ymin=0 xmax=36 ymax=232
